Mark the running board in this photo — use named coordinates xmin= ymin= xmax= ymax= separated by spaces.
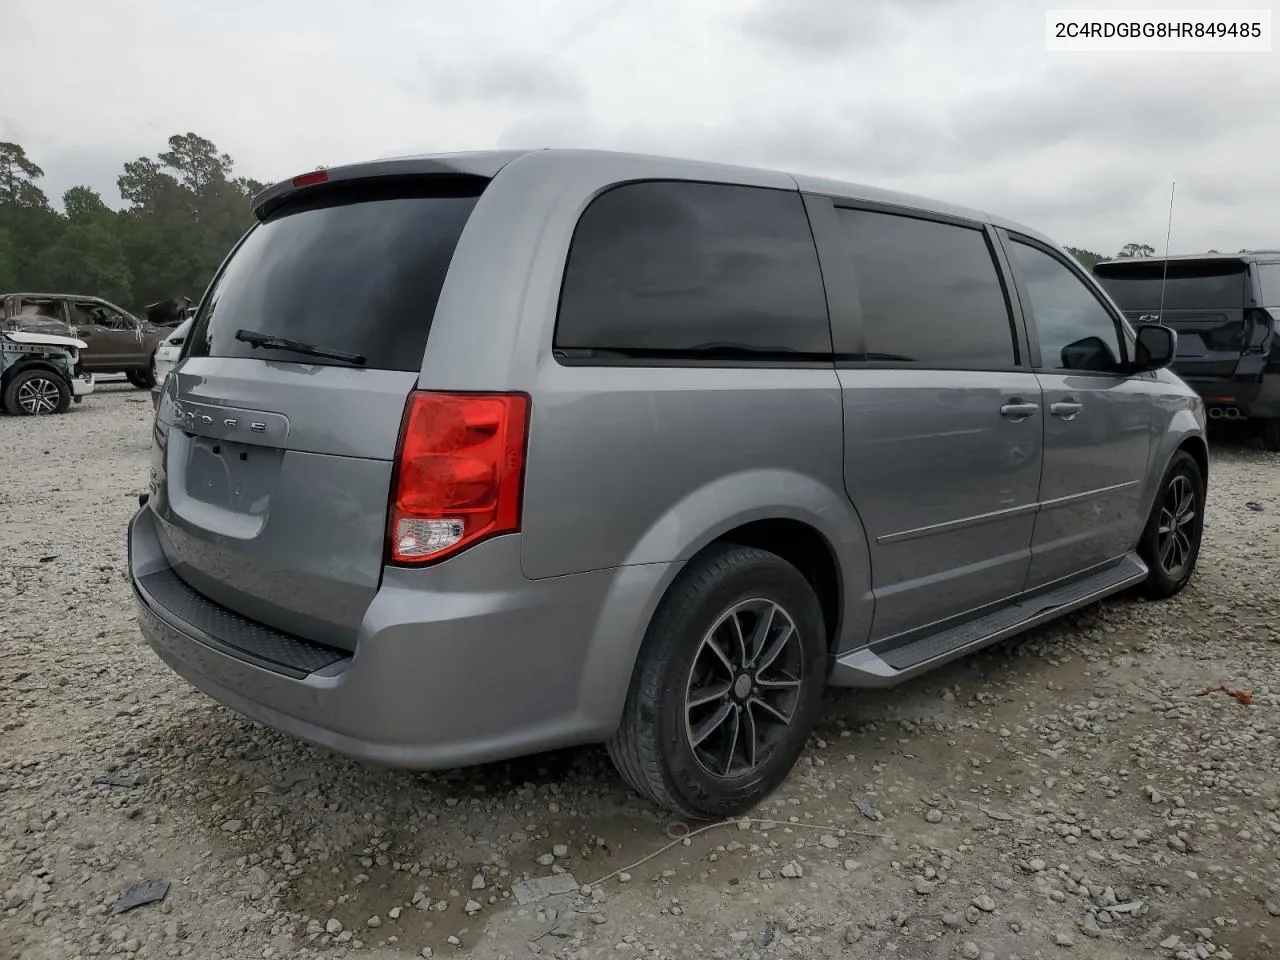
xmin=828 ymin=553 xmax=1148 ymax=688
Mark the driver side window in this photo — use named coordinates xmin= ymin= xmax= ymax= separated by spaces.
xmin=1010 ymin=239 xmax=1124 ymax=373
xmin=86 ymin=305 xmax=130 ymax=329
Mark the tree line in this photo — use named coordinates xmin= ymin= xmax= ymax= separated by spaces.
xmin=0 ymin=135 xmax=1248 ymax=314
xmin=0 ymin=134 xmax=266 ymax=315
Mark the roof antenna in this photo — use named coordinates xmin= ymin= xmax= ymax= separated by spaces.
xmin=1156 ymin=181 xmax=1176 ymax=321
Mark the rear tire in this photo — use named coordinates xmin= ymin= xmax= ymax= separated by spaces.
xmin=607 ymin=545 xmax=827 ymax=819
xmin=126 ymin=367 xmax=155 ymax=389
xmin=1137 ymin=450 xmax=1205 ymax=600
xmin=1261 ymin=419 xmax=1280 ymax=453
xmin=3 ymin=369 xmax=72 ymax=416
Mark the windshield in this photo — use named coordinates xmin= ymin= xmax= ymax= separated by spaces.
xmin=1093 ymin=260 xmax=1248 ymax=312
xmin=186 ymin=179 xmax=484 ymax=371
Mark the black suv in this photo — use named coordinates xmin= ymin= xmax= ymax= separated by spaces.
xmin=1093 ymin=252 xmax=1280 ymax=449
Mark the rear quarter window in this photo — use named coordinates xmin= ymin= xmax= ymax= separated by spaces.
xmin=1256 ymin=263 xmax=1280 ymax=305
xmin=555 ymin=181 xmax=831 ymax=358
xmin=186 ymin=179 xmax=484 ymax=372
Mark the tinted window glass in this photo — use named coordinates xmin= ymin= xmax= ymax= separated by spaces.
xmin=1093 ymin=260 xmax=1248 ymax=311
xmin=187 ymin=181 xmax=483 ymax=371
xmin=555 ymin=181 xmax=830 ymax=356
xmin=1011 ymin=240 xmax=1123 ymax=373
xmin=836 ymin=209 xmax=1016 ymax=367
xmin=1256 ymin=263 xmax=1280 ymax=305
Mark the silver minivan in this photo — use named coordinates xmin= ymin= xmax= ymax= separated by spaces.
xmin=128 ymin=149 xmax=1207 ymax=818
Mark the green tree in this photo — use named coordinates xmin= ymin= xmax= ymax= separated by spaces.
xmin=0 ymin=141 xmax=50 ymax=209
xmin=0 ymin=227 xmax=18 ymax=290
xmin=114 ymin=133 xmax=260 ymax=308
xmin=0 ymin=134 xmax=262 ymax=309
xmin=1065 ymin=246 xmax=1106 ymax=270
xmin=32 ymin=223 xmax=132 ymax=304
xmin=159 ymin=133 xmax=233 ymax=193
xmin=63 ymin=186 xmax=115 ymax=226
xmin=0 ymin=147 xmax=61 ymax=290
xmin=1116 ymin=242 xmax=1156 ymax=259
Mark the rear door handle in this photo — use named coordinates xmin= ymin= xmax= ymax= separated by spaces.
xmin=1000 ymin=401 xmax=1040 ymax=420
xmin=1050 ymin=400 xmax=1083 ymax=419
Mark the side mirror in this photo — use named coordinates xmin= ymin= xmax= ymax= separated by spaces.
xmin=1060 ymin=335 xmax=1119 ymax=373
xmin=1132 ymin=323 xmax=1177 ymax=372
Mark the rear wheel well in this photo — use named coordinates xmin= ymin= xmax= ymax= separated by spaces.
xmin=704 ymin=519 xmax=841 ymax=652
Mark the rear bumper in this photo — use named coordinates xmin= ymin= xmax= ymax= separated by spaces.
xmin=1182 ymin=376 xmax=1280 ymax=419
xmin=127 ymin=506 xmax=671 ymax=768
xmin=71 ymin=373 xmax=94 ymax=397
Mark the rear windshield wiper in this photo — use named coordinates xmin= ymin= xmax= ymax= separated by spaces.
xmin=234 ymin=329 xmax=366 ymax=366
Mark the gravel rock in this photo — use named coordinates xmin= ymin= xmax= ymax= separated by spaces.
xmin=4 ymin=391 xmax=1278 ymax=960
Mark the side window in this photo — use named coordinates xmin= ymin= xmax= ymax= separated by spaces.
xmin=835 ymin=208 xmax=1017 ymax=368
xmin=1257 ymin=263 xmax=1280 ymax=306
xmin=99 ymin=307 xmax=129 ymax=329
xmin=555 ymin=181 xmax=831 ymax=357
xmin=17 ymin=297 xmax=64 ymax=321
xmin=1009 ymin=240 xmax=1124 ymax=373
xmin=67 ymin=303 xmax=96 ymax=327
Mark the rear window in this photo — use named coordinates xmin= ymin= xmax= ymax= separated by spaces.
xmin=1093 ymin=260 xmax=1248 ymax=312
xmin=186 ymin=179 xmax=484 ymax=371
xmin=555 ymin=180 xmax=831 ymax=358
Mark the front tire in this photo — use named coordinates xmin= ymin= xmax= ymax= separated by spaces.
xmin=607 ymin=545 xmax=826 ymax=819
xmin=1137 ymin=450 xmax=1205 ymax=599
xmin=4 ymin=369 xmax=72 ymax=416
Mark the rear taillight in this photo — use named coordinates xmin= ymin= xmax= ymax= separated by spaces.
xmin=387 ymin=391 xmax=530 ymax=565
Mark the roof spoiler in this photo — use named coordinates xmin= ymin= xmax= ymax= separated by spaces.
xmin=251 ymin=151 xmax=530 ymax=220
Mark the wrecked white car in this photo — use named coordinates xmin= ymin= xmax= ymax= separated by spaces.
xmin=1 ymin=327 xmax=95 ymax=415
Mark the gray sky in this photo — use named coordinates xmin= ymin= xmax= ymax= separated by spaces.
xmin=2 ymin=0 xmax=1276 ymax=256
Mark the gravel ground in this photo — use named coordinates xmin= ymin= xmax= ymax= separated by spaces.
xmin=3 ymin=384 xmax=1280 ymax=960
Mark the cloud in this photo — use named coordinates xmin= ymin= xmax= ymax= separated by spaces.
xmin=1 ymin=0 xmax=1276 ymax=254
xmin=739 ymin=0 xmax=865 ymax=57
xmin=422 ymin=56 xmax=584 ymax=104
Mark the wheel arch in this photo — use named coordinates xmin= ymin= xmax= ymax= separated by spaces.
xmin=2 ymin=358 xmax=70 ymax=391
xmin=1136 ymin=408 xmax=1208 ymax=529
xmin=579 ymin=483 xmax=874 ymax=740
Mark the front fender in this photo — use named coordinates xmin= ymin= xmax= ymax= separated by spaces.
xmin=1136 ymin=399 xmax=1208 ymax=532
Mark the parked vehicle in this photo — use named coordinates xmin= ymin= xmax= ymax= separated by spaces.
xmin=0 ymin=293 xmax=170 ymax=389
xmin=149 ymin=318 xmax=193 ymax=408
xmin=1 ymin=322 xmax=95 ymax=415
xmin=1093 ymin=252 xmax=1280 ymax=449
xmin=144 ymin=297 xmax=195 ymax=328
xmin=128 ymin=149 xmax=1207 ymax=818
